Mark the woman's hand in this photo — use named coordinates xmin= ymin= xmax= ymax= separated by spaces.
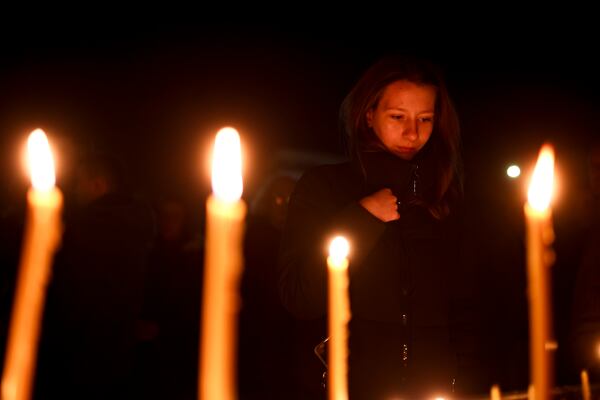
xmin=359 ymin=188 xmax=400 ymax=222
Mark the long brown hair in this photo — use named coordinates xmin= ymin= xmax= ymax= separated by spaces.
xmin=340 ymin=54 xmax=463 ymax=219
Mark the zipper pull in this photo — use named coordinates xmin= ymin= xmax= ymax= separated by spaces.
xmin=412 ymin=164 xmax=419 ymax=195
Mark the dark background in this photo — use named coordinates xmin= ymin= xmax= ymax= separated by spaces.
xmin=1 ymin=14 xmax=598 ymax=206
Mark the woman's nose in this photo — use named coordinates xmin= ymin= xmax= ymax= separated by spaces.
xmin=403 ymin=119 xmax=418 ymax=141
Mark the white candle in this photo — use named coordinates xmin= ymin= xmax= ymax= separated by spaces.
xmin=327 ymin=236 xmax=350 ymax=400
xmin=1 ymin=129 xmax=63 ymax=400
xmin=199 ymin=127 xmax=246 ymax=400
xmin=524 ymin=144 xmax=555 ymax=400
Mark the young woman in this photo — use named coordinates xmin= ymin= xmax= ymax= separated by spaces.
xmin=278 ymin=55 xmax=480 ymax=399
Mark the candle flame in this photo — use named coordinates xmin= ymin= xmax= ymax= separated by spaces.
xmin=527 ymin=144 xmax=555 ymax=212
xmin=27 ymin=129 xmax=55 ymax=191
xmin=211 ymin=127 xmax=243 ymax=202
xmin=329 ymin=236 xmax=349 ymax=264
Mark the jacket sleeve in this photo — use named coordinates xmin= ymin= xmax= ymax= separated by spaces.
xmin=278 ymin=167 xmax=386 ymax=320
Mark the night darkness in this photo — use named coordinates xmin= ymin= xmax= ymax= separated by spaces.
xmin=1 ymin=17 xmax=599 ymax=206
xmin=1 ymin=13 xmax=600 ymax=397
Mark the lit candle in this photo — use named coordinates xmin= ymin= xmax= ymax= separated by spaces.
xmin=581 ymin=370 xmax=591 ymax=400
xmin=199 ymin=127 xmax=246 ymax=400
xmin=327 ymin=236 xmax=350 ymax=400
xmin=524 ymin=144 xmax=556 ymax=400
xmin=490 ymin=384 xmax=501 ymax=400
xmin=1 ymin=129 xmax=63 ymax=400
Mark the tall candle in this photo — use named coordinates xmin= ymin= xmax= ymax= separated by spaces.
xmin=199 ymin=127 xmax=246 ymax=400
xmin=327 ymin=236 xmax=350 ymax=400
xmin=1 ymin=129 xmax=63 ymax=400
xmin=524 ymin=144 xmax=555 ymax=400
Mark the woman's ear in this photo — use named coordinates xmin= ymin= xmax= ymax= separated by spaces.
xmin=366 ymin=108 xmax=374 ymax=128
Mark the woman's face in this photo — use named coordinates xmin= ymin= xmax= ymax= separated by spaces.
xmin=366 ymin=80 xmax=436 ymax=160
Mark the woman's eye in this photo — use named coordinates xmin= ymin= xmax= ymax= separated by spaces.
xmin=418 ymin=117 xmax=433 ymax=123
xmin=391 ymin=115 xmax=405 ymax=120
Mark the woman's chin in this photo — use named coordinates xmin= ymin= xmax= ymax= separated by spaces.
xmin=392 ymin=150 xmax=416 ymax=160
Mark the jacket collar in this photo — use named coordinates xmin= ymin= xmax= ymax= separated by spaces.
xmin=351 ymin=142 xmax=437 ymax=206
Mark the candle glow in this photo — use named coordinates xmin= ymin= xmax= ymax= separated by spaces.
xmin=524 ymin=143 xmax=556 ymax=400
xmin=527 ymin=144 xmax=554 ymax=212
xmin=2 ymin=129 xmax=63 ymax=400
xmin=490 ymin=385 xmax=501 ymax=400
xmin=27 ymin=129 xmax=56 ymax=191
xmin=327 ymin=236 xmax=350 ymax=400
xmin=328 ymin=236 xmax=349 ymax=268
xmin=581 ymin=369 xmax=591 ymax=400
xmin=200 ymin=126 xmax=246 ymax=400
xmin=211 ymin=127 xmax=243 ymax=203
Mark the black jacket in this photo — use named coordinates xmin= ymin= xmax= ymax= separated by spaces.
xmin=279 ymin=150 xmax=481 ymax=399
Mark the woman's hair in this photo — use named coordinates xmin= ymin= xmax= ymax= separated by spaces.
xmin=340 ymin=54 xmax=463 ymax=219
